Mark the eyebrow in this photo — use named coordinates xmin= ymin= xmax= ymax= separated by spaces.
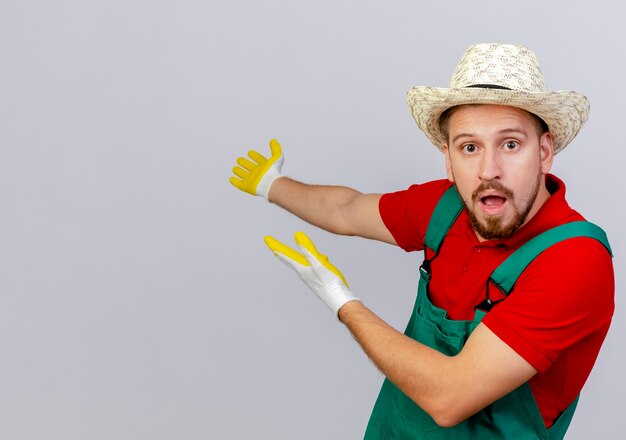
xmin=451 ymin=128 xmax=529 ymax=145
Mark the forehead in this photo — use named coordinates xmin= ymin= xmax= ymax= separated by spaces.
xmin=447 ymin=104 xmax=536 ymax=128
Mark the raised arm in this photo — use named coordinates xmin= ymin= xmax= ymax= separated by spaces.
xmin=230 ymin=139 xmax=396 ymax=245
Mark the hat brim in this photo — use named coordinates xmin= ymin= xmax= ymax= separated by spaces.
xmin=406 ymin=87 xmax=590 ymax=154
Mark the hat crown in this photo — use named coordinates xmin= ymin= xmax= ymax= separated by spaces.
xmin=406 ymin=42 xmax=589 ymax=154
xmin=449 ymin=43 xmax=547 ymax=93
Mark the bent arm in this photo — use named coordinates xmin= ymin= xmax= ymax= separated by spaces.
xmin=269 ymin=177 xmax=396 ymax=245
xmin=338 ymin=301 xmax=537 ymax=427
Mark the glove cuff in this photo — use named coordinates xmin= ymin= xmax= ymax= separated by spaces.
xmin=321 ymin=279 xmax=361 ymax=317
xmin=331 ymin=297 xmax=361 ymax=318
xmin=257 ymin=169 xmax=282 ymax=201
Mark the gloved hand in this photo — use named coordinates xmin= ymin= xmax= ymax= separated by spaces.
xmin=229 ymin=139 xmax=284 ymax=201
xmin=264 ymin=231 xmax=360 ymax=316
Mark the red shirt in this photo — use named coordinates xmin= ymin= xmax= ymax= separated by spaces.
xmin=379 ymin=174 xmax=614 ymax=428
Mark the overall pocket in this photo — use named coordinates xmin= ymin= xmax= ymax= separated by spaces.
xmin=412 ymin=302 xmax=463 ymax=356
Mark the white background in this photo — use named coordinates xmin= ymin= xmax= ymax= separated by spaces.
xmin=1 ymin=1 xmax=624 ymax=438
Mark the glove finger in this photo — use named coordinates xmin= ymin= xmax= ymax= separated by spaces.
xmin=294 ymin=232 xmax=349 ymax=287
xmin=232 ymin=166 xmax=250 ymax=180
xmin=264 ymin=236 xmax=309 ymax=267
xmin=229 ymin=176 xmax=243 ymax=190
xmin=269 ymin=139 xmax=283 ymax=159
xmin=236 ymin=157 xmax=258 ymax=171
xmin=248 ymin=150 xmax=267 ymax=165
xmin=273 ymin=251 xmax=312 ymax=280
xmin=294 ymin=231 xmax=324 ymax=261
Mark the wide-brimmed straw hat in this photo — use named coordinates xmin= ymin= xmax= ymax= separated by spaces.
xmin=406 ymin=43 xmax=590 ymax=154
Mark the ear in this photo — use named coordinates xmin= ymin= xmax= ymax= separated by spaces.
xmin=443 ymin=145 xmax=455 ymax=183
xmin=539 ymin=132 xmax=554 ymax=175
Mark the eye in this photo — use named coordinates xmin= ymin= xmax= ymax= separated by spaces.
xmin=504 ymin=141 xmax=518 ymax=150
xmin=462 ymin=144 xmax=478 ymax=154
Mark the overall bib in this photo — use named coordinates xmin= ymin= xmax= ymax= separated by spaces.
xmin=364 ymin=187 xmax=612 ymax=439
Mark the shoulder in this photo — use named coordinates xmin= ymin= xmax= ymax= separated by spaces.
xmin=518 ymin=234 xmax=613 ymax=294
xmin=379 ymin=179 xmax=452 ymax=251
xmin=483 ymin=234 xmax=614 ymax=372
xmin=381 ymin=179 xmax=452 ymax=202
xmin=379 ymin=179 xmax=452 ymax=221
xmin=517 ymin=234 xmax=614 ymax=313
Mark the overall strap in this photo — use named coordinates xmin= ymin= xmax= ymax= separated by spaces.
xmin=490 ymin=221 xmax=613 ymax=295
xmin=424 ymin=186 xmax=464 ymax=256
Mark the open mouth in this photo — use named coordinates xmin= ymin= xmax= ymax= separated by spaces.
xmin=481 ymin=195 xmax=507 ymax=207
xmin=471 ymin=183 xmax=514 ymax=216
xmin=478 ymin=194 xmax=508 ymax=215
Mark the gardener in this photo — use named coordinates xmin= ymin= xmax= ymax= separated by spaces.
xmin=229 ymin=43 xmax=614 ymax=439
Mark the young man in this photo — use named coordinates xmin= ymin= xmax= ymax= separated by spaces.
xmin=229 ymin=44 xmax=614 ymax=439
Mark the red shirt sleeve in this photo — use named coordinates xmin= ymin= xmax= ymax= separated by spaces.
xmin=482 ymin=237 xmax=615 ymax=373
xmin=379 ymin=179 xmax=452 ymax=252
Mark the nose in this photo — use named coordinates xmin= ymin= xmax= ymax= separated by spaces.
xmin=478 ymin=148 xmax=502 ymax=181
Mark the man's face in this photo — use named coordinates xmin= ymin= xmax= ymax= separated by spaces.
xmin=442 ymin=105 xmax=554 ymax=241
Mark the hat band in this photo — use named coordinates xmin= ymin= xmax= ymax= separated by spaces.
xmin=466 ymin=84 xmax=512 ymax=90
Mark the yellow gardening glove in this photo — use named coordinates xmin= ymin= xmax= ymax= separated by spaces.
xmin=264 ymin=232 xmax=360 ymax=316
xmin=229 ymin=139 xmax=284 ymax=200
